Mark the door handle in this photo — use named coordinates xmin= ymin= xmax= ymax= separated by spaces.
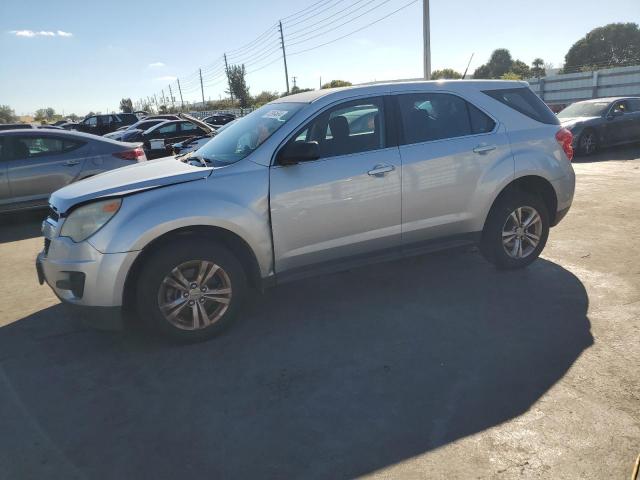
xmin=473 ymin=144 xmax=497 ymax=154
xmin=64 ymin=160 xmax=80 ymax=166
xmin=367 ymin=164 xmax=395 ymax=177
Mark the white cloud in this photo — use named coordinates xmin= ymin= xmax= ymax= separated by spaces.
xmin=9 ymin=29 xmax=73 ymax=37
xmin=148 ymin=62 xmax=165 ymax=68
xmin=155 ymin=76 xmax=177 ymax=82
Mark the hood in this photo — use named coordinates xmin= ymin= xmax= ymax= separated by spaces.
xmin=50 ymin=157 xmax=212 ymax=214
xmin=179 ymin=113 xmax=215 ymax=134
xmin=559 ymin=116 xmax=599 ymax=127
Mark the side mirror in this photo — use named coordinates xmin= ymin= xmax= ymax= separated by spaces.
xmin=278 ymin=141 xmax=319 ymax=166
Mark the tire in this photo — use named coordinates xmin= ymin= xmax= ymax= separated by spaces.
xmin=578 ymin=129 xmax=597 ymax=156
xmin=136 ymin=239 xmax=247 ymax=342
xmin=480 ymin=190 xmax=550 ymax=270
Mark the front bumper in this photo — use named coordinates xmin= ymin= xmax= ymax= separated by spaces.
xmin=37 ymin=218 xmax=139 ymax=308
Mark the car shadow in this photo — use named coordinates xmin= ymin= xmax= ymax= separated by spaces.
xmin=0 ymin=251 xmax=592 ymax=480
xmin=573 ymin=143 xmax=640 ymax=163
xmin=0 ymin=210 xmax=46 ymax=244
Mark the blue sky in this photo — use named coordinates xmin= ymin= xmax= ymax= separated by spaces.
xmin=1 ymin=0 xmax=638 ymax=115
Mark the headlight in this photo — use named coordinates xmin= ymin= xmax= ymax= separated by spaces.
xmin=60 ymin=198 xmax=122 ymax=242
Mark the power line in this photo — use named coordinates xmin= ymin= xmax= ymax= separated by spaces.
xmin=285 ymin=0 xmax=370 ymax=37
xmin=288 ymin=0 xmax=398 ymax=47
xmin=281 ymin=0 xmax=341 ymax=22
xmin=289 ymin=0 xmax=419 ymax=55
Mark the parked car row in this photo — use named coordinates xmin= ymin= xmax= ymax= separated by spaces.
xmin=0 ymin=129 xmax=146 ymax=212
xmin=556 ymin=96 xmax=640 ymax=155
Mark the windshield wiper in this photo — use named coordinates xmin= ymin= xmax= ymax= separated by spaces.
xmin=190 ymin=155 xmax=213 ymax=168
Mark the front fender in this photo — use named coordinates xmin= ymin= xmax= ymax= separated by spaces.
xmin=88 ymin=161 xmax=273 ymax=277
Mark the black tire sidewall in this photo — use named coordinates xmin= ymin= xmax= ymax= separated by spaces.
xmin=481 ymin=191 xmax=550 ymax=270
xmin=136 ymin=239 xmax=247 ymax=342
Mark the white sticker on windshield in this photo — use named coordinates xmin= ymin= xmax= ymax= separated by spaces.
xmin=262 ymin=110 xmax=288 ymax=120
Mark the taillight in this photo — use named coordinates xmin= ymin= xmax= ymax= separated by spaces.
xmin=555 ymin=128 xmax=573 ymax=161
xmin=113 ymin=147 xmax=145 ymax=161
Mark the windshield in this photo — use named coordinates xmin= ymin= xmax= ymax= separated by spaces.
xmin=558 ymin=101 xmax=610 ymax=118
xmin=195 ymin=102 xmax=305 ymax=166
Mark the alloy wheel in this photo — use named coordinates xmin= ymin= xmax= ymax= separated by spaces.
xmin=501 ymin=206 xmax=543 ymax=259
xmin=157 ymin=260 xmax=232 ymax=330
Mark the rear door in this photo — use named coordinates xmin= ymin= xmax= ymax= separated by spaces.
xmin=607 ymin=100 xmax=634 ymax=144
xmin=394 ymin=91 xmax=511 ymax=245
xmin=626 ymin=99 xmax=640 ymax=140
xmin=0 ymin=137 xmax=10 ymax=206
xmin=4 ymin=134 xmax=88 ymax=206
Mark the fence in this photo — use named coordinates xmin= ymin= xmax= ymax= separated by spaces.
xmin=187 ymin=108 xmax=256 ymax=120
xmin=527 ymin=65 xmax=640 ymax=107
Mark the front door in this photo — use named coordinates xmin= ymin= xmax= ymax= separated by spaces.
xmin=270 ymin=96 xmax=402 ymax=274
xmin=4 ymin=135 xmax=87 ymax=207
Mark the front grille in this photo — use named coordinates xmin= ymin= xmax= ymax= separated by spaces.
xmin=44 ymin=238 xmax=51 ymax=255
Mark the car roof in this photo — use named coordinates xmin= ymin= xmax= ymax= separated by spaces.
xmin=578 ymin=96 xmax=640 ymax=103
xmin=0 ymin=128 xmax=125 ymax=143
xmin=268 ymin=79 xmax=528 ymax=105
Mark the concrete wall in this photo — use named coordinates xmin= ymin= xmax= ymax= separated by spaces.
xmin=528 ymin=65 xmax=640 ymax=106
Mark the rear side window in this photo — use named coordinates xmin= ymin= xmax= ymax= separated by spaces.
xmin=627 ymin=99 xmax=640 ymax=112
xmin=483 ymin=87 xmax=559 ymax=125
xmin=397 ymin=93 xmax=495 ymax=145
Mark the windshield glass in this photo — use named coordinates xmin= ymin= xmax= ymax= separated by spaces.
xmin=195 ymin=102 xmax=305 ymax=166
xmin=558 ymin=101 xmax=609 ymax=118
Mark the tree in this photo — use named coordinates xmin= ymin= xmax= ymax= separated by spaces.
xmin=0 ymin=105 xmax=17 ymax=124
xmin=226 ymin=64 xmax=251 ymax=107
xmin=531 ymin=58 xmax=546 ymax=78
xmin=431 ymin=68 xmax=462 ymax=79
xmin=158 ymin=105 xmax=168 ymax=114
xmin=253 ymin=91 xmax=280 ymax=106
xmin=321 ymin=79 xmax=352 ymax=89
xmin=509 ymin=60 xmax=531 ymax=79
xmin=34 ymin=107 xmax=56 ymax=122
xmin=474 ymin=49 xmax=513 ymax=79
xmin=500 ymin=72 xmax=522 ymax=80
xmin=563 ymin=23 xmax=640 ymax=73
xmin=119 ymin=98 xmax=133 ymax=113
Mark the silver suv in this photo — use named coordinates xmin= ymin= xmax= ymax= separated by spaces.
xmin=37 ymin=80 xmax=575 ymax=341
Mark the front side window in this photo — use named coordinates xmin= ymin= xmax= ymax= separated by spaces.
xmin=196 ymin=102 xmax=305 ymax=166
xmin=157 ymin=123 xmax=178 ymax=134
xmin=398 ymin=93 xmax=493 ymax=145
xmin=612 ymin=101 xmax=629 ymax=114
xmin=287 ymin=98 xmax=385 ymax=159
xmin=180 ymin=122 xmax=197 ymax=132
xmin=85 ymin=116 xmax=97 ymax=126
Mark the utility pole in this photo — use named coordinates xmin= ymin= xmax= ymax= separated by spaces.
xmin=319 ymin=76 xmax=322 ymax=89
xmin=199 ymin=68 xmax=205 ymax=107
xmin=168 ymin=84 xmax=175 ymax=109
xmin=177 ymin=78 xmax=185 ymax=110
xmin=278 ymin=21 xmax=290 ymax=94
xmin=423 ymin=0 xmax=431 ymax=80
xmin=292 ymin=76 xmax=297 ymax=89
xmin=224 ymin=54 xmax=234 ymax=102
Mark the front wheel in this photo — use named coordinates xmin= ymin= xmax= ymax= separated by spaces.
xmin=480 ymin=191 xmax=550 ymax=270
xmin=136 ymin=239 xmax=247 ymax=342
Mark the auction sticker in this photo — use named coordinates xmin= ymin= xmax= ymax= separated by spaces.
xmin=262 ymin=110 xmax=288 ymax=120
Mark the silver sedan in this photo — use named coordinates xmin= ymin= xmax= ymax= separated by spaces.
xmin=0 ymin=129 xmax=147 ymax=212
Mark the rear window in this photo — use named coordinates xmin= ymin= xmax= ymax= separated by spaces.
xmin=483 ymin=87 xmax=559 ymax=125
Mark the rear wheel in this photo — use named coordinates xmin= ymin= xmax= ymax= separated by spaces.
xmin=481 ymin=191 xmax=550 ymax=269
xmin=136 ymin=239 xmax=247 ymax=342
xmin=578 ymin=129 xmax=597 ymax=156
